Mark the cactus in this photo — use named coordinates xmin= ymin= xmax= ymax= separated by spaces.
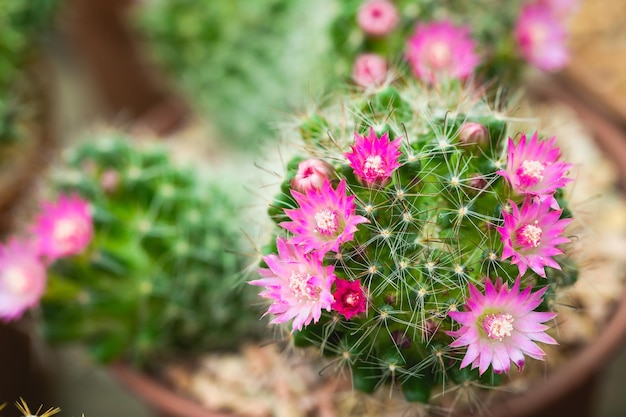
xmin=41 ymin=133 xmax=266 ymax=366
xmin=132 ymin=0 xmax=335 ymax=150
xmin=251 ymin=74 xmax=576 ymax=405
xmin=0 ymin=0 xmax=59 ymax=144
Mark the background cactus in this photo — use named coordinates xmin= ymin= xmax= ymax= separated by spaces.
xmin=132 ymin=0 xmax=335 ymax=150
xmin=254 ymin=74 xmax=577 ymax=406
xmin=41 ymin=133 xmax=266 ymax=366
xmin=0 ymin=0 xmax=59 ymax=144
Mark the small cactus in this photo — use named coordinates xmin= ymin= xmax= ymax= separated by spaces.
xmin=41 ymin=133 xmax=266 ymax=365
xmin=251 ymin=75 xmax=576 ymax=404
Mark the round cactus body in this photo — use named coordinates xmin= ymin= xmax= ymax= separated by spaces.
xmin=43 ymin=133 xmax=266 ymax=365
xmin=253 ymin=78 xmax=576 ymax=403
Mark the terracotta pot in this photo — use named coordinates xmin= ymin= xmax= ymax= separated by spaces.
xmin=57 ymin=0 xmax=188 ymax=136
xmin=109 ymin=77 xmax=626 ymax=417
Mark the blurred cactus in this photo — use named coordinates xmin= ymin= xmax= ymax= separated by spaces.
xmin=0 ymin=0 xmax=59 ymax=143
xmin=42 ymin=133 xmax=266 ymax=365
xmin=133 ymin=0 xmax=335 ymax=150
xmin=252 ymin=75 xmax=576 ymax=404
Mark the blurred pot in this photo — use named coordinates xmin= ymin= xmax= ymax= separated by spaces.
xmin=57 ymin=0 xmax=188 ymax=136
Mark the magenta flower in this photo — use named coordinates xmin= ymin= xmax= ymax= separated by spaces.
xmin=538 ymin=0 xmax=580 ymax=18
xmin=332 ymin=278 xmax=367 ymax=320
xmin=345 ymin=127 xmax=402 ymax=186
xmin=352 ymin=53 xmax=388 ymax=87
xmin=0 ymin=239 xmax=47 ymax=322
xmin=291 ymin=159 xmax=335 ymax=193
xmin=250 ymin=237 xmax=336 ymax=332
xmin=496 ymin=132 xmax=572 ymax=207
xmin=515 ymin=3 xmax=569 ymax=72
xmin=356 ymin=0 xmax=399 ymax=36
xmin=33 ymin=194 xmax=93 ymax=261
xmin=406 ymin=20 xmax=480 ymax=84
xmin=280 ymin=179 xmax=369 ymax=255
xmin=447 ymin=278 xmax=557 ymax=375
xmin=497 ymin=198 xmax=571 ymax=277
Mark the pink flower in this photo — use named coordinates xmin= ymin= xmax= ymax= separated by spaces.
xmin=447 ymin=278 xmax=557 ymax=375
xmin=0 ymin=239 xmax=47 ymax=322
xmin=352 ymin=54 xmax=388 ymax=87
xmin=538 ymin=0 xmax=580 ymax=19
xmin=291 ymin=159 xmax=334 ymax=193
xmin=345 ymin=127 xmax=402 ymax=186
xmin=33 ymin=194 xmax=93 ymax=261
xmin=332 ymin=278 xmax=367 ymax=320
xmin=250 ymin=237 xmax=336 ymax=332
xmin=515 ymin=3 xmax=569 ymax=72
xmin=497 ymin=198 xmax=571 ymax=277
xmin=496 ymin=132 xmax=572 ymax=207
xmin=356 ymin=0 xmax=399 ymax=36
xmin=280 ymin=179 xmax=369 ymax=256
xmin=406 ymin=20 xmax=480 ymax=84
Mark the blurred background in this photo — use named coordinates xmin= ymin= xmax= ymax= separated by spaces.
xmin=1 ymin=0 xmax=625 ymax=416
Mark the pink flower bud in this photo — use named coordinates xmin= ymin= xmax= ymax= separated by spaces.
xmin=100 ymin=169 xmax=120 ymax=194
xmin=352 ymin=54 xmax=388 ymax=87
xmin=291 ymin=159 xmax=334 ymax=192
xmin=458 ymin=122 xmax=489 ymax=147
xmin=468 ymin=173 xmax=488 ymax=191
xmin=356 ymin=0 xmax=399 ymax=36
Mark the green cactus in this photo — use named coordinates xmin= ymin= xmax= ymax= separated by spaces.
xmin=255 ymin=75 xmax=576 ymax=405
xmin=132 ymin=0 xmax=335 ymax=150
xmin=0 ymin=0 xmax=59 ymax=144
xmin=42 ymin=133 xmax=267 ymax=366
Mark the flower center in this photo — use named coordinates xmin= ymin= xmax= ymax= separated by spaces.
xmin=363 ymin=154 xmax=387 ymax=178
xmin=516 ymin=223 xmax=543 ymax=248
xmin=482 ymin=312 xmax=514 ymax=341
xmin=344 ymin=291 xmax=362 ymax=307
xmin=289 ymin=271 xmax=320 ymax=301
xmin=315 ymin=208 xmax=340 ymax=235
xmin=3 ymin=267 xmax=31 ymax=295
xmin=428 ymin=41 xmax=452 ymax=69
xmin=54 ymin=218 xmax=84 ymax=242
xmin=529 ymin=23 xmax=548 ymax=45
xmin=517 ymin=160 xmax=545 ymax=187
